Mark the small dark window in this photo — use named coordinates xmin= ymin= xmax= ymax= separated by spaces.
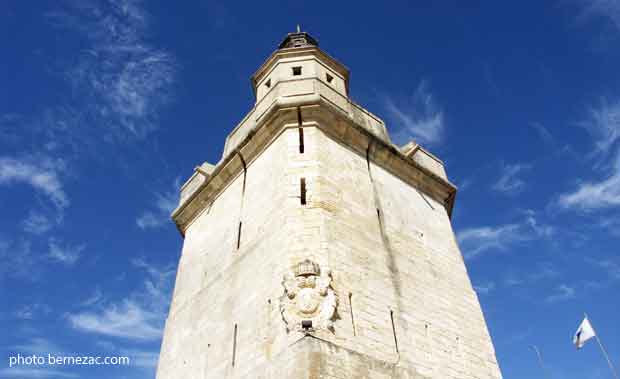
xmin=292 ymin=66 xmax=302 ymax=76
xmin=264 ymin=78 xmax=271 ymax=88
xmin=298 ymin=127 xmax=304 ymax=154
xmin=326 ymin=73 xmax=334 ymax=83
xmin=300 ymin=178 xmax=307 ymax=205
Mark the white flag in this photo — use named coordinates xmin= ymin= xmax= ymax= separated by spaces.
xmin=573 ymin=317 xmax=596 ymax=349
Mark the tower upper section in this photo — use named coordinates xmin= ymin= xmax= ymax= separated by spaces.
xmin=221 ymin=29 xmax=389 ymax=160
xmin=173 ymin=29 xmax=456 ymax=235
xmin=251 ymin=30 xmax=349 ymax=104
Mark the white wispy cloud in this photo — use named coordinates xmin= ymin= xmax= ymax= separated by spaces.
xmin=0 ymin=237 xmax=85 ymax=280
xmin=457 ymin=211 xmax=553 ymax=259
xmin=457 ymin=223 xmax=523 ymax=259
xmin=0 ymin=113 xmax=22 ymax=143
xmin=558 ymin=171 xmax=620 ymax=210
xmin=120 ymin=348 xmax=159 ymax=369
xmin=68 ymin=299 xmax=163 ymax=340
xmin=587 ymin=258 xmax=620 ymax=281
xmin=136 ymin=181 xmax=178 ymax=229
xmin=0 ymin=240 xmax=41 ymax=280
xmin=67 ymin=258 xmax=174 ymax=341
xmin=13 ymin=304 xmax=52 ymax=320
xmin=545 ymin=284 xmax=576 ymax=303
xmin=531 ymin=122 xmax=556 ymax=146
xmin=492 ymin=162 xmax=531 ymax=195
xmin=523 ymin=209 xmax=555 ymax=238
xmin=599 ymin=217 xmax=620 ymax=236
xmin=579 ymin=97 xmax=620 ymax=156
xmin=597 ymin=259 xmax=620 ymax=279
xmin=0 ymin=368 xmax=78 ymax=379
xmin=22 ymin=211 xmax=53 ymax=235
xmin=48 ymin=239 xmax=85 ymax=266
xmin=46 ymin=0 xmax=176 ymax=140
xmin=503 ymin=262 xmax=561 ymax=289
xmin=80 ymin=287 xmax=104 ymax=307
xmin=455 ymin=177 xmax=473 ymax=192
xmin=12 ymin=337 xmax=63 ymax=355
xmin=96 ymin=341 xmax=160 ymax=371
xmin=503 ymin=275 xmax=524 ymax=287
xmin=558 ymin=97 xmax=620 ymax=211
xmin=0 ymin=157 xmax=68 ymax=209
xmin=384 ymin=80 xmax=445 ymax=146
xmin=577 ymin=0 xmax=620 ymax=31
xmin=473 ymin=281 xmax=496 ymax=295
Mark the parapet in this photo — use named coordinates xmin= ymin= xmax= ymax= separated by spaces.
xmin=171 ymin=31 xmax=457 ymax=234
xmin=400 ymin=141 xmax=447 ymax=180
xmin=179 ymin=162 xmax=216 ymax=206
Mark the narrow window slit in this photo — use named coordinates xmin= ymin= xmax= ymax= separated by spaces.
xmin=264 ymin=78 xmax=271 ymax=88
xmin=297 ymin=107 xmax=303 ymax=126
xmin=300 ymin=178 xmax=307 ymax=205
xmin=232 ymin=324 xmax=238 ymax=367
xmin=236 ymin=222 xmax=242 ymax=249
xmin=298 ymin=127 xmax=305 ymax=154
xmin=326 ymin=73 xmax=333 ymax=83
xmin=349 ymin=292 xmax=356 ymax=336
xmin=390 ymin=309 xmax=399 ymax=353
xmin=297 ymin=108 xmax=304 ymax=154
xmin=292 ymin=66 xmax=302 ymax=76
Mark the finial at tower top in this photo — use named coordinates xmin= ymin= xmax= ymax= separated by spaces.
xmin=278 ymin=27 xmax=318 ymax=49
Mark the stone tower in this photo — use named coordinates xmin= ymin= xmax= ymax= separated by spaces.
xmin=157 ymin=30 xmax=503 ymax=379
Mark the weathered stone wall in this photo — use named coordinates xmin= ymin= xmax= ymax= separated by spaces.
xmin=305 ymin=126 xmax=501 ymax=378
xmin=158 ymin=128 xmax=302 ymax=378
xmin=158 ymin=120 xmax=501 ymax=378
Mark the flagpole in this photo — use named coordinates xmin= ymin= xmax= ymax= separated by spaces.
xmin=594 ymin=334 xmax=619 ymax=379
xmin=532 ymin=345 xmax=552 ymax=379
xmin=585 ymin=313 xmax=619 ymax=379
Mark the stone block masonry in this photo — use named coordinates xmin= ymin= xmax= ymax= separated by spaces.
xmin=157 ymin=30 xmax=502 ymax=379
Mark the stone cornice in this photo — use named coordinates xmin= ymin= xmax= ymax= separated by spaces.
xmin=171 ymin=96 xmax=457 ymax=236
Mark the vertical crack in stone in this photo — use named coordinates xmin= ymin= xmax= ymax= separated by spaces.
xmin=349 ymin=292 xmax=357 ymax=336
xmin=232 ymin=323 xmax=238 ymax=367
xmin=390 ymin=309 xmax=399 ymax=353
xmin=235 ymin=151 xmax=247 ymax=251
xmin=366 ymin=142 xmax=402 ymax=302
xmin=416 ymin=187 xmax=435 ymax=210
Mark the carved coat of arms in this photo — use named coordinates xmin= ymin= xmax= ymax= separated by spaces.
xmin=280 ymin=259 xmax=337 ymax=332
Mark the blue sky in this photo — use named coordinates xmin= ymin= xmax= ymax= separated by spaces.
xmin=1 ymin=1 xmax=619 ymax=378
